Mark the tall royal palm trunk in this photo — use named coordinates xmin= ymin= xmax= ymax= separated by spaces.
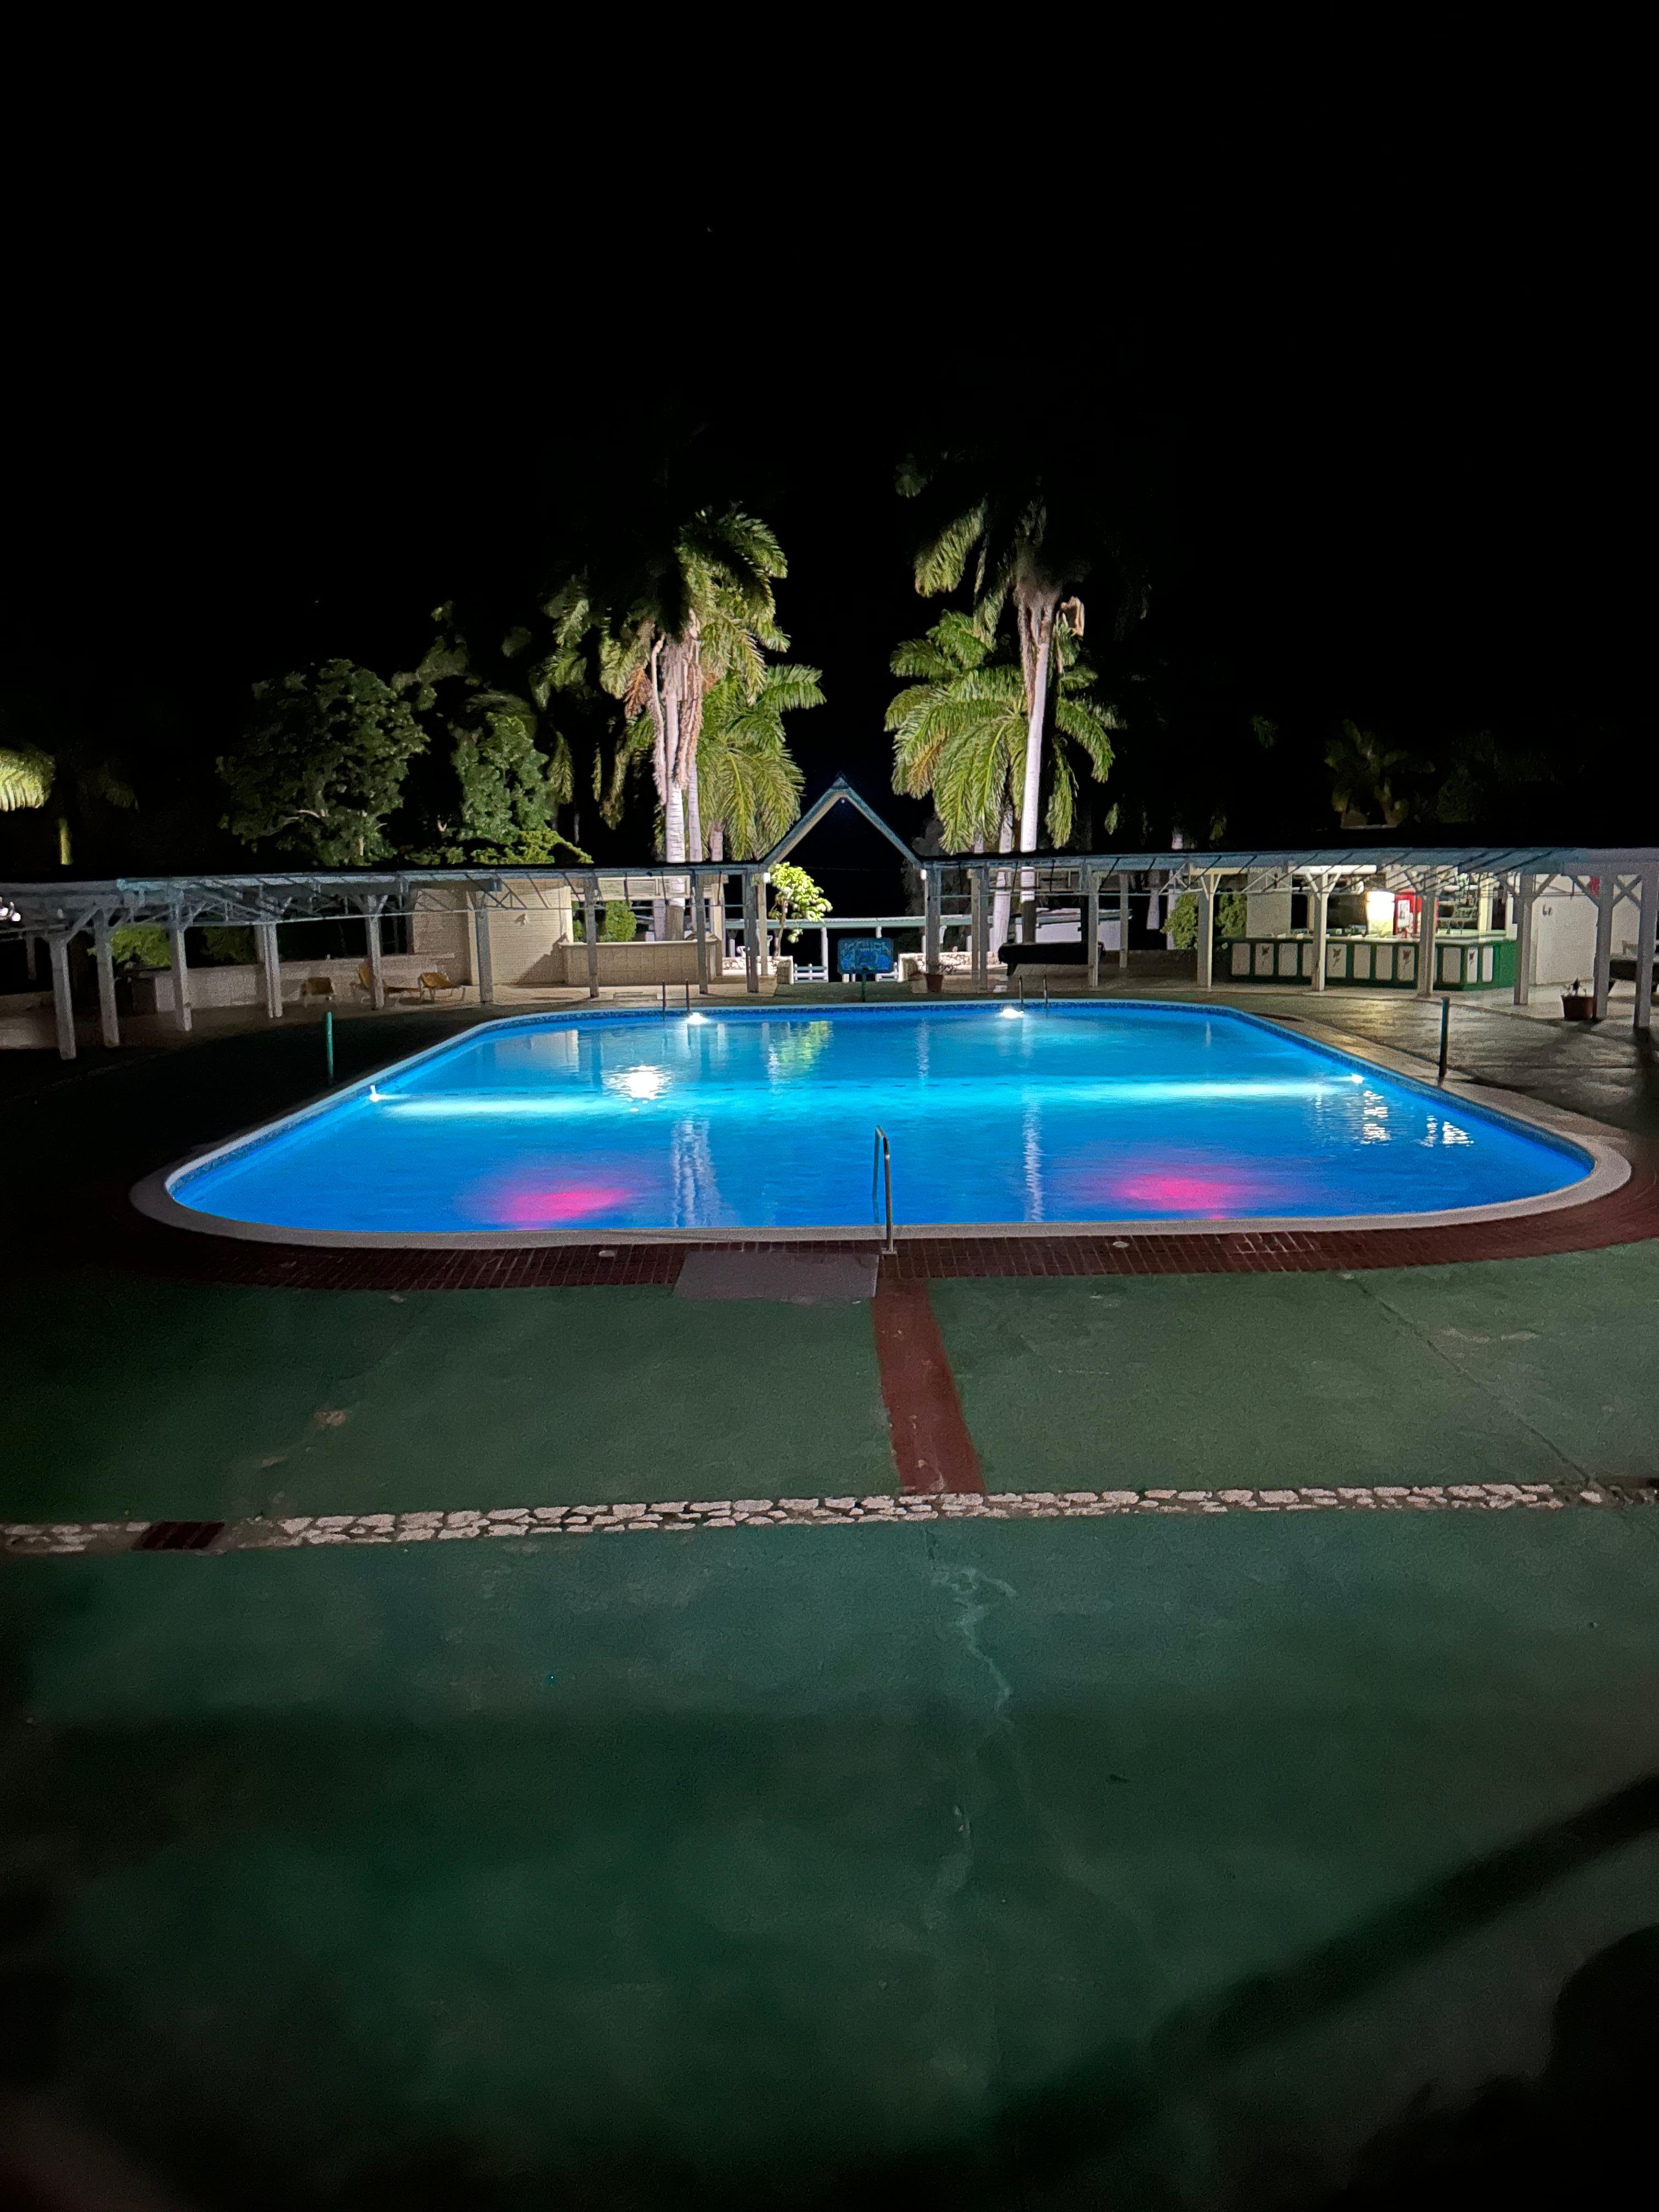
xmin=662 ymin=687 xmax=687 ymax=938
xmin=991 ymin=803 xmax=1014 ymax=952
xmin=1015 ymin=581 xmax=1059 ymax=941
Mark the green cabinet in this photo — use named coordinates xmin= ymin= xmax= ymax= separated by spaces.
xmin=1218 ymin=934 xmax=1515 ymax=991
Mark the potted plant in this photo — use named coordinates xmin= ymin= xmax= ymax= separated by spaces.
xmin=1561 ymin=978 xmax=1597 ymax=1021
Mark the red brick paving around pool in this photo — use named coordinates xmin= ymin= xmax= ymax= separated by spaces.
xmin=100 ymin=1145 xmax=1659 ymax=1290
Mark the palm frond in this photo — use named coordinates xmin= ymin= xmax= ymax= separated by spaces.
xmin=0 ymin=746 xmax=54 ymax=812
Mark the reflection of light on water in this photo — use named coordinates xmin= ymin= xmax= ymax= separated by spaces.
xmin=610 ymin=1064 xmax=670 ymax=1102
xmin=1000 ymin=1006 xmax=1023 ymax=1020
xmin=1361 ymin=1088 xmax=1390 ymax=1143
xmin=1420 ymin=1115 xmax=1474 ymax=1147
xmin=1023 ymin=1104 xmax=1043 ymax=1221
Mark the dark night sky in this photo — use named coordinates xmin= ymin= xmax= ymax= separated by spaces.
xmin=2 ymin=134 xmax=1645 ymax=910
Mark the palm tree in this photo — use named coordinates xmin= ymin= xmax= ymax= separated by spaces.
xmin=888 ymin=612 xmax=1116 ymax=946
xmin=901 ymin=448 xmax=1149 ymax=936
xmin=543 ymin=508 xmax=790 ymax=930
xmin=1325 ymin=720 xmax=1425 ymax=829
xmin=0 ymin=734 xmax=135 ymax=864
xmin=698 ymin=662 xmax=823 ymax=860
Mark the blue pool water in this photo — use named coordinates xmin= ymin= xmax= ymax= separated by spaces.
xmin=167 ymin=1004 xmax=1591 ymax=1237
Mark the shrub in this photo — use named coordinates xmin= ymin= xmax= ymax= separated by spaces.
xmin=108 ymin=924 xmax=172 ymax=971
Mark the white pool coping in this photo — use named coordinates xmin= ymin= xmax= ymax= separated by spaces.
xmin=129 ymin=1001 xmax=1634 ymax=1250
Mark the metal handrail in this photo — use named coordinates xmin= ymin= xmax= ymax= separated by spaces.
xmin=871 ymin=1125 xmax=896 ymax=1255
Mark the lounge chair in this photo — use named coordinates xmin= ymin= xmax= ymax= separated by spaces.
xmin=356 ymin=962 xmax=423 ymax=1004
xmin=418 ymin=969 xmax=464 ymax=1003
xmin=297 ymin=976 xmax=335 ymax=1004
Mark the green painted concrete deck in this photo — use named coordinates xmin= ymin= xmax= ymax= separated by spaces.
xmin=7 ymin=1244 xmax=1659 ymax=1520
xmin=7 ymin=1514 xmax=1658 ymax=2205
xmin=5 ymin=994 xmax=1659 ymax=2203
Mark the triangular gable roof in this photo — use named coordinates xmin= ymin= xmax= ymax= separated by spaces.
xmin=759 ymin=777 xmax=919 ymax=872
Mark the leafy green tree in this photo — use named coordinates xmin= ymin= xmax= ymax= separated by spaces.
xmin=767 ymin=862 xmax=831 ymax=946
xmin=394 ymin=608 xmax=585 ymax=865
xmin=697 ymin=663 xmax=823 ymax=860
xmin=888 ymin=611 xmax=1116 ymax=943
xmin=219 ymin=661 xmax=426 ymax=867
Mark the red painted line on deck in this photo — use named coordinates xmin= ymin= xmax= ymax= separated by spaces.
xmin=871 ymin=1277 xmax=985 ymax=1496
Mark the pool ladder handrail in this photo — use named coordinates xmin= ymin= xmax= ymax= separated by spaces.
xmin=871 ymin=1125 xmax=896 ymax=1255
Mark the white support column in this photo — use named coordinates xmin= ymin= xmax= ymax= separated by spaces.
xmin=1513 ymin=875 xmax=1536 ymax=1007
xmin=473 ymin=895 xmax=495 ymax=1005
xmin=691 ymin=868 xmax=710 ymax=994
xmin=1415 ymin=873 xmax=1438 ymax=1000
xmin=1593 ymin=875 xmax=1616 ymax=1021
xmin=923 ymin=867 xmax=941 ymax=984
xmin=819 ymin=924 xmax=828 ymax=978
xmin=1118 ymin=873 xmax=1130 ymax=969
xmin=584 ymin=880 xmax=602 ymax=998
xmin=168 ymin=916 xmax=191 ymax=1032
xmin=1195 ymin=877 xmax=1215 ymax=990
xmin=1633 ymin=868 xmax=1658 ymax=1035
xmin=364 ymin=898 xmax=386 ymax=1010
xmin=1086 ymin=868 xmax=1101 ymax=989
xmin=1311 ymin=878 xmax=1329 ymax=995
xmin=257 ymin=920 xmax=284 ymax=1019
xmin=970 ymin=867 xmax=986 ymax=988
xmin=761 ymin=874 xmax=773 ymax=977
xmin=48 ymin=931 xmax=76 ymax=1060
xmin=743 ymin=874 xmax=761 ymax=995
xmin=93 ymin=915 xmax=120 ymax=1047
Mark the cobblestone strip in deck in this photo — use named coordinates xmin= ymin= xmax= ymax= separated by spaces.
xmin=5 ymin=1481 xmax=1655 ymax=1556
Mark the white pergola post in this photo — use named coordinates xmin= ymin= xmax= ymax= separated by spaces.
xmin=1633 ymin=868 xmax=1658 ymax=1034
xmin=819 ymin=924 xmax=828 ymax=978
xmin=1310 ymin=877 xmax=1330 ymax=995
xmin=584 ymin=880 xmax=602 ymax=998
xmin=258 ymin=920 xmax=284 ymax=1019
xmin=743 ymin=874 xmax=760 ymax=995
xmin=363 ymin=898 xmax=386 ymax=1009
xmin=93 ymin=915 xmax=120 ymax=1047
xmin=168 ymin=915 xmax=191 ymax=1032
xmin=48 ymin=930 xmax=76 ymax=1060
xmin=1086 ymin=868 xmax=1101 ymax=989
xmin=473 ymin=895 xmax=495 ymax=1005
xmin=1118 ymin=873 xmax=1130 ymax=969
xmin=1513 ymin=874 xmax=1536 ymax=1006
xmin=1593 ymin=875 xmax=1616 ymax=1021
xmin=923 ymin=867 xmax=941 ymax=984
xmin=691 ymin=868 xmax=710 ymax=994
xmin=970 ymin=867 xmax=986 ymax=988
xmin=1415 ymin=873 xmax=1438 ymax=1000
xmin=1195 ymin=876 xmax=1215 ymax=990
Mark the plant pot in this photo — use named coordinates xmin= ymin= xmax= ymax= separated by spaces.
xmin=1561 ymin=993 xmax=1597 ymax=1021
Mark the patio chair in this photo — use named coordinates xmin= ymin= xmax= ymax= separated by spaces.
xmin=297 ymin=976 xmax=335 ymax=1005
xmin=418 ymin=969 xmax=464 ymax=1003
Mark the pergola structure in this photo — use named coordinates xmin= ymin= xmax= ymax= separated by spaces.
xmin=5 ymin=788 xmax=1658 ymax=1059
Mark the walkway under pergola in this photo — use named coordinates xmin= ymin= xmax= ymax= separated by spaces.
xmin=5 ymin=778 xmax=1658 ymax=1057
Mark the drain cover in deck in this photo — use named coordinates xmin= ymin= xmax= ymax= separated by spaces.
xmin=674 ymin=1250 xmax=878 ymax=1304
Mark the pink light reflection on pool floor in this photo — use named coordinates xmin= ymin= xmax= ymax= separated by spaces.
xmin=1065 ymin=1156 xmax=1305 ymax=1218
xmin=465 ymin=1174 xmax=638 ymax=1229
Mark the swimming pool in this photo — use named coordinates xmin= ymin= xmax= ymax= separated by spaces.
xmin=148 ymin=1003 xmax=1607 ymax=1244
